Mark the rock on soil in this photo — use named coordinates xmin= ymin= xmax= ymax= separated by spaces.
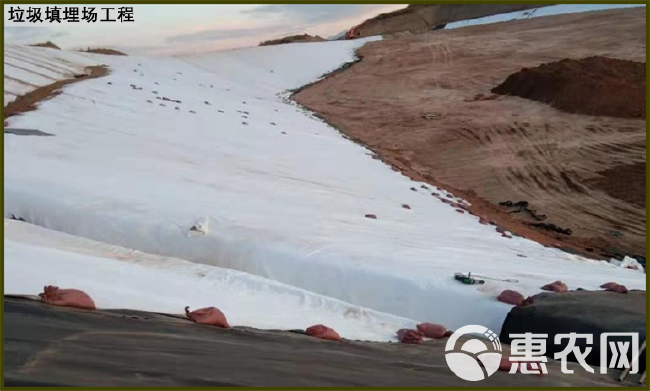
xmin=492 ymin=56 xmax=646 ymax=119
xmin=500 ymin=290 xmax=646 ymax=367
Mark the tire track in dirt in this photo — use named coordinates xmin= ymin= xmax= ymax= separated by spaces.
xmin=294 ymin=7 xmax=646 ymax=259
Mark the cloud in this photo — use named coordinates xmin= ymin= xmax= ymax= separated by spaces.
xmin=241 ymin=4 xmax=390 ymax=24
xmin=5 ymin=4 xmax=407 ymax=56
xmin=166 ymin=5 xmax=401 ymax=46
xmin=166 ymin=24 xmax=288 ymax=43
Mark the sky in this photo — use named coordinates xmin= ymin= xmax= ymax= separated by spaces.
xmin=4 ymin=4 xmax=406 ymax=56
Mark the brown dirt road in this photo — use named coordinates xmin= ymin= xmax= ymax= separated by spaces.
xmin=294 ymin=8 xmax=647 ymax=260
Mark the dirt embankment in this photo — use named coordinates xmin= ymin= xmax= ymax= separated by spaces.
xmin=350 ymin=4 xmax=548 ymax=38
xmin=493 ymin=56 xmax=646 ymax=119
xmin=30 ymin=41 xmax=60 ymax=50
xmin=260 ymin=34 xmax=326 ymax=46
xmin=294 ymin=7 xmax=647 ymax=260
xmin=79 ymin=48 xmax=127 ymax=56
xmin=4 ymin=66 xmax=109 ymax=120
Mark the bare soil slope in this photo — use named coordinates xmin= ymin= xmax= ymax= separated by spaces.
xmin=294 ymin=8 xmax=646 ymax=259
xmin=352 ymin=4 xmax=547 ymax=38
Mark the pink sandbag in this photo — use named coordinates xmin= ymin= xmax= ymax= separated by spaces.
xmin=397 ymin=328 xmax=424 ymax=344
xmin=497 ymin=290 xmax=525 ymax=306
xmin=185 ymin=306 xmax=230 ymax=328
xmin=600 ymin=282 xmax=628 ymax=294
xmin=416 ymin=323 xmax=450 ymax=339
xmin=39 ymin=285 xmax=95 ymax=310
xmin=541 ymin=280 xmax=568 ymax=293
xmin=305 ymin=324 xmax=341 ymax=341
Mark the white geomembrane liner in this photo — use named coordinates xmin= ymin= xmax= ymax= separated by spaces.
xmin=4 ymin=30 xmax=645 ymax=339
xmin=5 ymin=218 xmax=416 ymax=341
xmin=4 ymin=44 xmax=101 ymax=105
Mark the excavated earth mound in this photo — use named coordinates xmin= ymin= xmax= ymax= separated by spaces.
xmin=30 ymin=41 xmax=60 ymax=50
xmin=492 ymin=56 xmax=646 ymax=119
xmin=79 ymin=48 xmax=127 ymax=56
xmin=259 ymin=34 xmax=326 ymax=46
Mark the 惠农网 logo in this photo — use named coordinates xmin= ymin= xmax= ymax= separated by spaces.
xmin=445 ymin=325 xmax=502 ymax=381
